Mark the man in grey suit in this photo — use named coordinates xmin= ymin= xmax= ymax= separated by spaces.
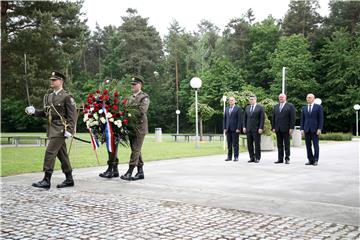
xmin=243 ymin=95 xmax=265 ymax=163
xmin=223 ymin=97 xmax=242 ymax=161
xmin=272 ymin=93 xmax=296 ymax=164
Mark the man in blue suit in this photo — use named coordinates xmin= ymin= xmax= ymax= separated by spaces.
xmin=223 ymin=97 xmax=243 ymax=161
xmin=300 ymin=93 xmax=324 ymax=166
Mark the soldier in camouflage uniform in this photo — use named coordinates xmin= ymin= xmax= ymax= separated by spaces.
xmin=120 ymin=75 xmax=150 ymax=181
xmin=25 ymin=71 xmax=77 ymax=189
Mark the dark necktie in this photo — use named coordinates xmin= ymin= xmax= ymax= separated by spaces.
xmin=308 ymin=105 xmax=312 ymax=113
xmin=250 ymin=105 xmax=254 ymax=114
xmin=280 ymin=103 xmax=283 ymax=112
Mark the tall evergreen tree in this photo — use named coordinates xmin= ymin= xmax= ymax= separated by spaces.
xmin=324 ymin=1 xmax=360 ymax=35
xmin=247 ymin=16 xmax=282 ymax=88
xmin=318 ymin=29 xmax=360 ymax=132
xmin=1 ymin=1 xmax=88 ymax=131
xmin=269 ymin=34 xmax=318 ymax=114
xmin=282 ymin=0 xmax=322 ymax=37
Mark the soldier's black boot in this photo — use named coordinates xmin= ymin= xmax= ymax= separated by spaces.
xmin=99 ymin=161 xmax=113 ymax=178
xmin=120 ymin=165 xmax=135 ymax=181
xmin=131 ymin=165 xmax=145 ymax=181
xmin=112 ymin=162 xmax=119 ymax=178
xmin=57 ymin=172 xmax=74 ymax=188
xmin=32 ymin=172 xmax=52 ymax=189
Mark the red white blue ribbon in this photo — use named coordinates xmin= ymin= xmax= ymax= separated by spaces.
xmin=102 ymin=104 xmax=115 ymax=152
xmin=88 ymin=128 xmax=99 ymax=150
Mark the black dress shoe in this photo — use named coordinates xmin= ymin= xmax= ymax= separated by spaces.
xmin=274 ymin=160 xmax=283 ymax=164
xmin=313 ymin=161 xmax=318 ymax=166
xmin=305 ymin=162 xmax=313 ymax=165
xmin=225 ymin=158 xmax=232 ymax=161
xmin=131 ymin=172 xmax=145 ymax=181
xmin=248 ymin=159 xmax=255 ymax=163
xmin=255 ymin=159 xmax=260 ymax=163
xmin=285 ymin=160 xmax=290 ymax=164
xmin=120 ymin=173 xmax=132 ymax=181
xmin=32 ymin=180 xmax=50 ymax=189
xmin=57 ymin=179 xmax=74 ymax=188
xmin=233 ymin=158 xmax=239 ymax=161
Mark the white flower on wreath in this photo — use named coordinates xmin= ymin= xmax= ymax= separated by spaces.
xmin=98 ymin=109 xmax=103 ymax=114
xmin=100 ymin=117 xmax=106 ymax=124
xmin=114 ymin=120 xmax=122 ymax=128
xmin=83 ymin=113 xmax=89 ymax=122
xmin=93 ymin=113 xmax=99 ymax=120
xmin=90 ymin=121 xmax=99 ymax=127
xmin=109 ymin=118 xmax=114 ymax=122
xmin=106 ymin=112 xmax=112 ymax=118
xmin=128 ymin=113 xmax=131 ymax=117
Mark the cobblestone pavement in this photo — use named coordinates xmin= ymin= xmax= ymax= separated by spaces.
xmin=1 ymin=184 xmax=359 ymax=240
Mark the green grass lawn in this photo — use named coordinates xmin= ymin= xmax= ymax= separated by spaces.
xmin=1 ymin=133 xmax=237 ymax=176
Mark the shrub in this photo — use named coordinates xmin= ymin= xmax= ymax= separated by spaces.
xmin=319 ymin=133 xmax=352 ymax=141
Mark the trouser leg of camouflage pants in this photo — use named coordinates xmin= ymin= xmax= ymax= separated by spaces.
xmin=129 ymin=134 xmax=145 ymax=167
xmin=43 ymin=137 xmax=72 ymax=174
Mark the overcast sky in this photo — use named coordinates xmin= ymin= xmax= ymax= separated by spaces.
xmin=81 ymin=0 xmax=330 ymax=37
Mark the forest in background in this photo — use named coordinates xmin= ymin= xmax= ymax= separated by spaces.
xmin=1 ymin=0 xmax=359 ymax=134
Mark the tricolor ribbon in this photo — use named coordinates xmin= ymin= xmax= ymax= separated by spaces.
xmin=102 ymin=104 xmax=115 ymax=152
xmin=88 ymin=128 xmax=99 ymax=150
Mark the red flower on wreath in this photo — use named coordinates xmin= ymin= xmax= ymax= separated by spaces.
xmin=83 ymin=81 xmax=137 ymax=147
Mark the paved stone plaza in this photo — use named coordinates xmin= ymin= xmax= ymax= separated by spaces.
xmin=1 ymin=141 xmax=359 ymax=239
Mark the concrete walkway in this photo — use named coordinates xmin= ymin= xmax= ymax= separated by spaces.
xmin=2 ymin=141 xmax=359 ymax=224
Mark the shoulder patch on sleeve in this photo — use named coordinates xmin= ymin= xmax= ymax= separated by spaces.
xmin=70 ymin=97 xmax=76 ymax=107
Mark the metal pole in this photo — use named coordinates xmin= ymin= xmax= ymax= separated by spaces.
xmin=176 ymin=114 xmax=179 ymax=135
xmin=195 ymin=89 xmax=199 ymax=148
xmin=24 ymin=53 xmax=31 ymax=105
xmin=282 ymin=67 xmax=286 ymax=94
xmin=356 ymin=110 xmax=359 ymax=137
xmin=223 ymin=98 xmax=226 ymax=150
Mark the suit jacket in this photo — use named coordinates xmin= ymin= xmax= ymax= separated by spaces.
xmin=223 ymin=105 xmax=242 ymax=132
xmin=128 ymin=91 xmax=150 ymax=135
xmin=34 ymin=89 xmax=77 ymax=138
xmin=300 ymin=104 xmax=324 ymax=133
xmin=243 ymin=104 xmax=265 ymax=132
xmin=272 ymin=102 xmax=296 ymax=132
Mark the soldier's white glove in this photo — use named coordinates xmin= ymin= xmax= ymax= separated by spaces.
xmin=25 ymin=106 xmax=35 ymax=115
xmin=64 ymin=131 xmax=72 ymax=138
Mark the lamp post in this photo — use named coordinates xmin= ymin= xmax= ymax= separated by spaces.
xmin=354 ymin=104 xmax=360 ymax=137
xmin=314 ymin=98 xmax=322 ymax=105
xmin=282 ymin=67 xmax=286 ymax=94
xmin=175 ymin=109 xmax=180 ymax=134
xmin=190 ymin=77 xmax=202 ymax=148
xmin=222 ymin=95 xmax=227 ymax=150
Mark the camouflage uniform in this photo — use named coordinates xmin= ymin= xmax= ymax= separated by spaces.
xmin=35 ymin=89 xmax=77 ymax=174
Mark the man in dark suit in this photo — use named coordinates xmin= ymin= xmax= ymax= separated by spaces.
xmin=223 ymin=97 xmax=242 ymax=161
xmin=272 ymin=93 xmax=296 ymax=164
xmin=300 ymin=93 xmax=324 ymax=166
xmin=243 ymin=95 xmax=265 ymax=163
